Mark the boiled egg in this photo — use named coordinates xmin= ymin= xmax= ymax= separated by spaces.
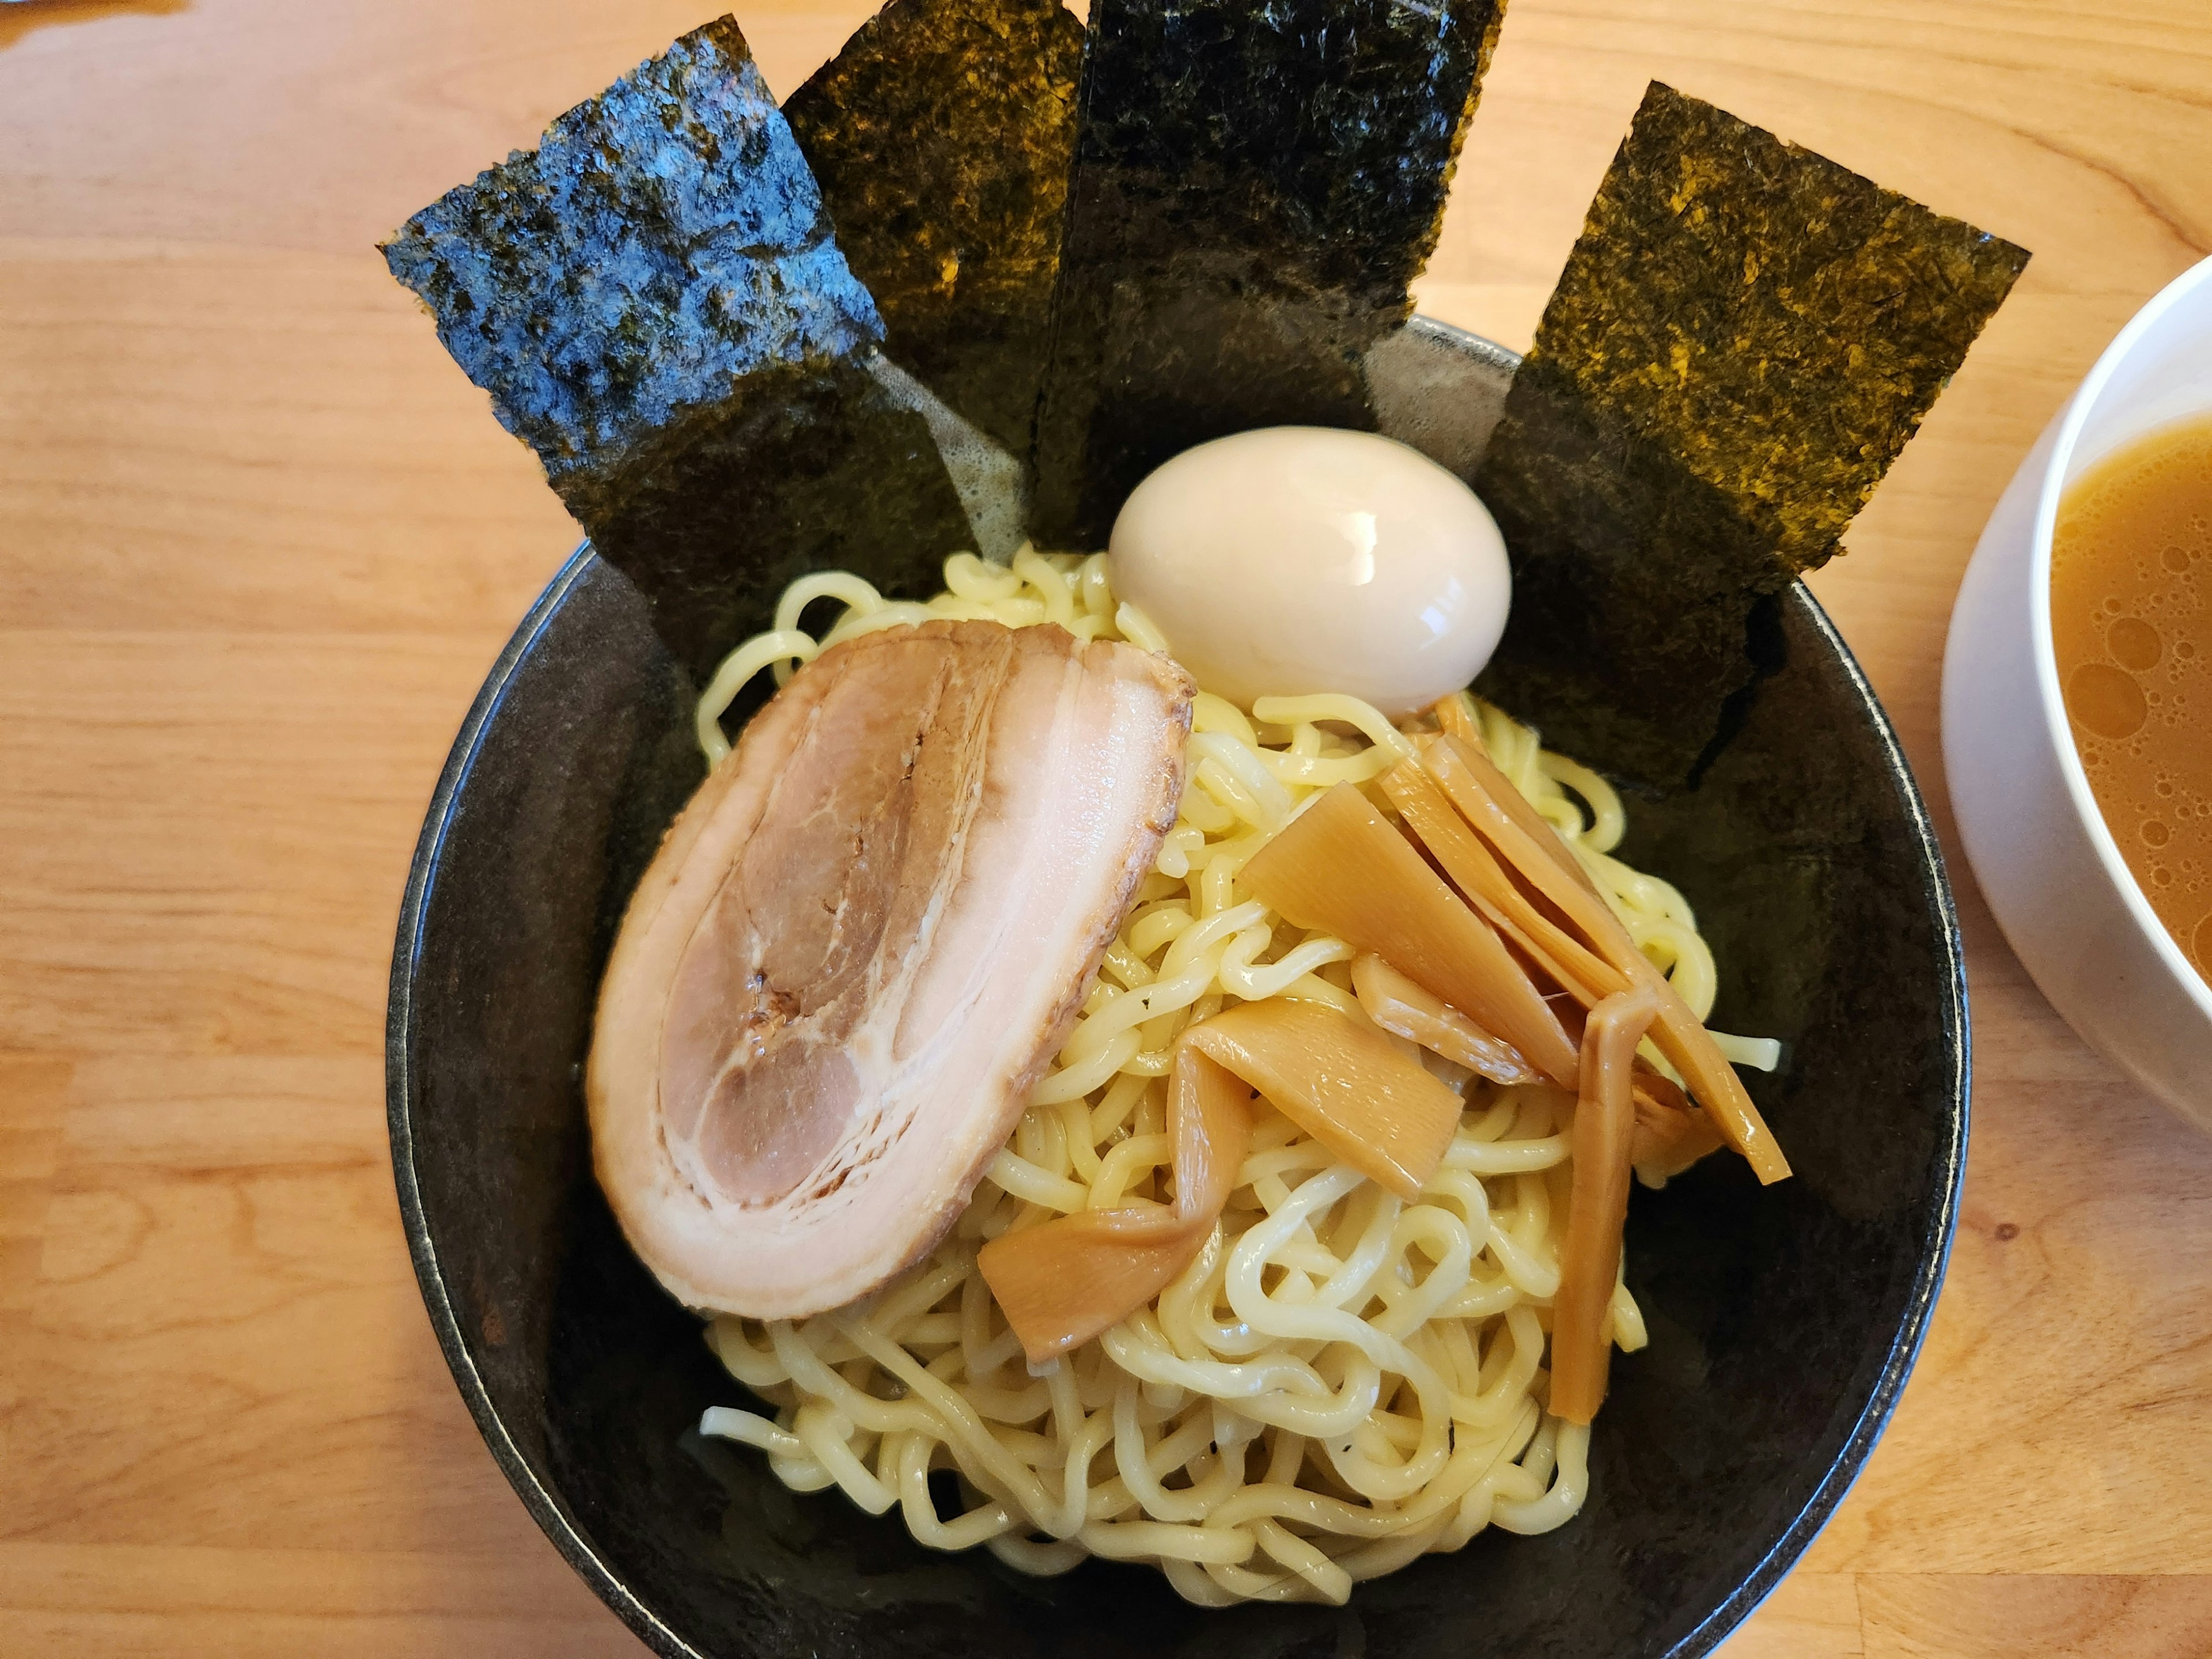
xmin=1105 ymin=427 xmax=1512 ymax=717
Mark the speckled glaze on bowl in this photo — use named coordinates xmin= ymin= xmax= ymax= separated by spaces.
xmin=388 ymin=321 xmax=1968 ymax=1659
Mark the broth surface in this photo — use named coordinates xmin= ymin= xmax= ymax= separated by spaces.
xmin=2051 ymin=412 xmax=2212 ymax=984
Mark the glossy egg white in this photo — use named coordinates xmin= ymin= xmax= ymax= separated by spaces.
xmin=1105 ymin=427 xmax=1512 ymax=717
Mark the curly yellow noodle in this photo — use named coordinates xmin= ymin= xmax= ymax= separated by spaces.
xmin=687 ymin=547 xmax=1770 ymax=1606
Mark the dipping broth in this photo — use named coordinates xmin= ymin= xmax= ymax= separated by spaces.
xmin=2051 ymin=412 xmax=2212 ymax=984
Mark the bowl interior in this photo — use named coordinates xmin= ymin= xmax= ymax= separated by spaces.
xmin=389 ymin=322 xmax=1967 ymax=1659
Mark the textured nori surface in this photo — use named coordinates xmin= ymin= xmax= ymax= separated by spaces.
xmin=577 ymin=358 xmax=975 ymax=682
xmin=785 ymin=0 xmax=1085 ymax=456
xmin=1474 ymin=82 xmax=2029 ymax=787
xmin=381 ymin=16 xmax=972 ymax=682
xmin=1029 ymin=0 xmax=1508 ymax=546
xmin=381 ymin=18 xmax=877 ymax=484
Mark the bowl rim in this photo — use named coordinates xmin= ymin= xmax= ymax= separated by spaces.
xmin=386 ymin=321 xmax=1969 ymax=1659
xmin=2025 ymin=253 xmax=2212 ymax=1017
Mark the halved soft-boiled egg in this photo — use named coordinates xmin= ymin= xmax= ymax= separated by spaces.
xmin=1107 ymin=426 xmax=1512 ymax=717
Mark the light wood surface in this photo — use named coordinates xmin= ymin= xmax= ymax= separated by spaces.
xmin=3 ymin=1 xmax=2209 ymax=1653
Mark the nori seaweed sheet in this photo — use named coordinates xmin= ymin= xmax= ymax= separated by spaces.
xmin=381 ymin=17 xmax=973 ymax=683
xmin=785 ymin=0 xmax=1084 ymax=457
xmin=1474 ymin=82 xmax=2029 ymax=787
xmin=1029 ymin=0 xmax=1509 ymax=546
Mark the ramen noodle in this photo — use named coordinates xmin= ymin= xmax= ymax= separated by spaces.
xmin=692 ymin=549 xmax=1775 ymax=1605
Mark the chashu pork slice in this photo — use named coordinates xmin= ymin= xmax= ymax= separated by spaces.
xmin=590 ymin=618 xmax=1194 ymax=1318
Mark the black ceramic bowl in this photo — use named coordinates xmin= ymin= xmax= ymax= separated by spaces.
xmin=388 ymin=321 xmax=1967 ymax=1659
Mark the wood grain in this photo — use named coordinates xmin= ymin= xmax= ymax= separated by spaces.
xmin=2 ymin=0 xmax=2209 ymax=1653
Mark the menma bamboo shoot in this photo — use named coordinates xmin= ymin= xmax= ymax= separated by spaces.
xmin=1180 ymin=998 xmax=1464 ymax=1201
xmin=978 ymin=1047 xmax=1253 ymax=1364
xmin=1422 ymin=734 xmax=1790 ymax=1185
xmin=1238 ymin=783 xmax=1579 ymax=1084
xmin=1551 ymin=986 xmax=1658 ymax=1425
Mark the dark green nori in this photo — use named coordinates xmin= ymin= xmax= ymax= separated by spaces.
xmin=571 ymin=359 xmax=972 ymax=685
xmin=1029 ymin=0 xmax=1508 ymax=547
xmin=1474 ymin=82 xmax=2029 ymax=787
xmin=785 ymin=0 xmax=1084 ymax=457
xmin=381 ymin=16 xmax=972 ymax=683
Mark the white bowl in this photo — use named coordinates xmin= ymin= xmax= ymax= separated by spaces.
xmin=1944 ymin=256 xmax=2212 ymax=1126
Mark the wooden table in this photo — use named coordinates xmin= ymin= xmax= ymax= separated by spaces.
xmin=3 ymin=1 xmax=2207 ymax=1652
